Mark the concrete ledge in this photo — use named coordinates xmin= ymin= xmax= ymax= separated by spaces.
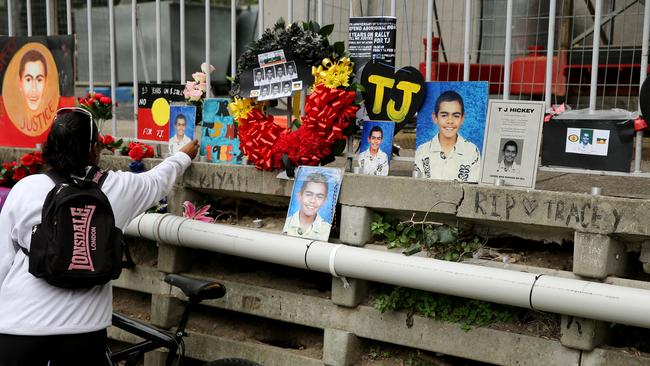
xmin=91 ymin=156 xmax=650 ymax=239
xmin=109 ymin=326 xmax=324 ymax=366
xmin=112 ymin=265 xmax=169 ymax=295
xmin=177 ymin=276 xmax=578 ymax=366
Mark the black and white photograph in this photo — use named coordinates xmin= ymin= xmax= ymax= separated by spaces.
xmin=480 ymin=100 xmax=544 ymax=188
xmin=264 ymin=67 xmax=275 ymax=82
xmin=270 ymin=83 xmax=281 ymax=97
xmin=253 ymin=68 xmax=263 ymax=86
xmin=282 ymin=81 xmax=292 ymax=95
xmin=275 ymin=64 xmax=286 ymax=81
xmin=496 ymin=138 xmax=524 ymax=174
xmin=286 ymin=61 xmax=297 ymax=78
xmin=260 ymin=85 xmax=270 ymax=98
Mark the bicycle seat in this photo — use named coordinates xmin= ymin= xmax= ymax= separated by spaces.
xmin=164 ymin=273 xmax=226 ymax=303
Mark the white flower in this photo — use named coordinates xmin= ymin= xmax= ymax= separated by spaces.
xmin=201 ymin=63 xmax=216 ymax=74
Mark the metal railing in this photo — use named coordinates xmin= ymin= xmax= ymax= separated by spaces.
xmin=2 ymin=0 xmax=649 ymax=172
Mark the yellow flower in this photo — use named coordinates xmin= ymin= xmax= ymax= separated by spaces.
xmin=228 ymin=97 xmax=262 ymax=124
xmin=311 ymin=57 xmax=354 ymax=89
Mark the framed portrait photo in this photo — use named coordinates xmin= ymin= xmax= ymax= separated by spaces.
xmin=358 ymin=121 xmax=395 ymax=176
xmin=414 ymin=81 xmax=488 ymax=182
xmin=283 ymin=166 xmax=344 ymax=241
xmin=480 ymin=100 xmax=544 ymax=188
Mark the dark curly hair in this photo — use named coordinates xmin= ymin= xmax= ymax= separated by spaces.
xmin=43 ymin=110 xmax=98 ymax=177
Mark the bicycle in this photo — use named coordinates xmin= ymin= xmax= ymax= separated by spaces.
xmin=107 ymin=273 xmax=262 ymax=366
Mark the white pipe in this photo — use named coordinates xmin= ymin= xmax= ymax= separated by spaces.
xmin=7 ymin=0 xmax=12 ymax=36
xmin=126 ymin=213 xmax=650 ymax=329
xmin=67 ymin=0 xmax=72 ymax=35
xmin=635 ymin=0 xmax=650 ymax=173
xmin=288 ymin=0 xmax=293 ymax=23
xmin=46 ymin=0 xmax=52 ymax=35
xmin=27 ymin=0 xmax=32 ymax=36
xmin=425 ymin=0 xmax=433 ymax=82
xmin=503 ymin=0 xmax=513 ymax=99
xmin=317 ymin=0 xmax=323 ymax=24
xmin=205 ymin=0 xmax=211 ymax=99
xmin=544 ymin=0 xmax=557 ymax=109
xmin=181 ymin=0 xmax=186 ymax=83
xmin=258 ymin=0 xmax=264 ymax=38
xmin=231 ymin=0 xmax=237 ymax=79
xmin=109 ymin=0 xmax=117 ymax=136
xmin=156 ymin=0 xmax=162 ymax=84
xmin=87 ymin=0 xmax=94 ymax=93
xmin=463 ymin=0 xmax=471 ymax=82
xmin=132 ymin=0 xmax=138 ymax=138
xmin=589 ymin=0 xmax=603 ymax=112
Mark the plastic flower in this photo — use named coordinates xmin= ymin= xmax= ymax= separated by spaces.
xmin=183 ymin=63 xmax=216 ymax=104
xmin=201 ymin=62 xmax=216 ymax=74
xmin=228 ymin=97 xmax=263 ymax=124
xmin=311 ymin=57 xmax=354 ymax=89
xmin=182 ymin=201 xmax=215 ymax=223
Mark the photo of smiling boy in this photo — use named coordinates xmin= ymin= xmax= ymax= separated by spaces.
xmin=358 ymin=121 xmax=395 ymax=176
xmin=283 ymin=167 xmax=343 ymax=241
xmin=415 ymin=90 xmax=481 ymax=182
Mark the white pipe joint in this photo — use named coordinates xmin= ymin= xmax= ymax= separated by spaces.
xmin=126 ymin=214 xmax=650 ymax=329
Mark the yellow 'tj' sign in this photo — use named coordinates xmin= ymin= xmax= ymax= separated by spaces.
xmin=360 ymin=62 xmax=425 ymax=123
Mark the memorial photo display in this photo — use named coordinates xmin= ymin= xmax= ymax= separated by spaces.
xmin=283 ymin=166 xmax=344 ymax=241
xmin=480 ymin=100 xmax=545 ymax=188
xmin=168 ymin=105 xmax=196 ymax=155
xmin=247 ymin=49 xmax=303 ymax=101
xmin=358 ymin=121 xmax=395 ymax=176
xmin=137 ymin=83 xmax=186 ymax=142
xmin=415 ymin=81 xmax=488 ymax=183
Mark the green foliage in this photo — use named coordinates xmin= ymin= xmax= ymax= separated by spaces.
xmin=374 ymin=286 xmax=516 ymax=331
xmin=370 ymin=213 xmax=483 ymax=260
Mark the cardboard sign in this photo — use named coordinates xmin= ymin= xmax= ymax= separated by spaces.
xmin=480 ymin=100 xmax=545 ymax=188
xmin=0 ymin=35 xmax=76 ymax=148
xmin=348 ymin=17 xmax=397 ymax=75
xmin=137 ymin=83 xmax=186 ymax=141
xmin=238 ymin=49 xmax=312 ymax=101
xmin=361 ymin=62 xmax=425 ymax=123
xmin=200 ymin=98 xmax=243 ymax=164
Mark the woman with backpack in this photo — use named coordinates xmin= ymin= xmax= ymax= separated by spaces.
xmin=0 ymin=108 xmax=199 ymax=365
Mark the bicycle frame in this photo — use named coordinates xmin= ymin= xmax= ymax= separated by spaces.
xmin=108 ymin=301 xmax=198 ymax=366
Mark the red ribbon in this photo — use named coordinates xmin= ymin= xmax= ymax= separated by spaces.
xmin=635 ymin=116 xmax=648 ymax=132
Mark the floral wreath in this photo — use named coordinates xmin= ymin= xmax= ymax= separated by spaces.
xmin=228 ymin=20 xmax=359 ymax=173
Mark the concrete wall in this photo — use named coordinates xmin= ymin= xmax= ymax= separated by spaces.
xmin=3 ymin=147 xmax=650 ymax=365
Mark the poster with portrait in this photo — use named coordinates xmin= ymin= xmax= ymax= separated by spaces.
xmin=239 ymin=48 xmax=310 ymax=101
xmin=414 ymin=81 xmax=488 ymax=182
xmin=0 ymin=35 xmax=75 ymax=148
xmin=200 ymin=98 xmax=243 ymax=164
xmin=480 ymin=100 xmax=544 ymax=188
xmin=168 ymin=105 xmax=196 ymax=155
xmin=283 ymin=166 xmax=344 ymax=241
xmin=137 ymin=83 xmax=186 ymax=142
xmin=357 ymin=121 xmax=395 ymax=176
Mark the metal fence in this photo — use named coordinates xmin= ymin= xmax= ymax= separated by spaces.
xmin=1 ymin=0 xmax=649 ymax=171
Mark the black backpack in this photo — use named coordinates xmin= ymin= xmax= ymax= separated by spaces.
xmin=22 ymin=167 xmax=133 ymax=289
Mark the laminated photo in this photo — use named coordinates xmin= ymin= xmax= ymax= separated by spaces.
xmin=358 ymin=121 xmax=395 ymax=176
xmin=283 ymin=166 xmax=344 ymax=241
xmin=415 ymin=81 xmax=488 ymax=182
xmin=168 ymin=105 xmax=196 ymax=154
xmin=480 ymin=100 xmax=544 ymax=188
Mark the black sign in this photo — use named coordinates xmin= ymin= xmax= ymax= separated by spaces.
xmin=348 ymin=17 xmax=397 ymax=75
xmin=360 ymin=62 xmax=425 ymax=123
xmin=136 ymin=83 xmax=186 ymax=141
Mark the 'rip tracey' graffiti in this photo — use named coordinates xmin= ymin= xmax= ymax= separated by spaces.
xmin=472 ymin=192 xmax=622 ymax=232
